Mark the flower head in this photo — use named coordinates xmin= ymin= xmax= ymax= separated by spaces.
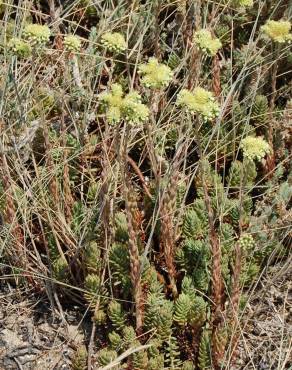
xmin=261 ymin=20 xmax=292 ymax=43
xmin=7 ymin=38 xmax=32 ymax=58
xmin=64 ymin=34 xmax=81 ymax=52
xmin=193 ymin=29 xmax=222 ymax=56
xmin=239 ymin=234 xmax=255 ymax=251
xmin=233 ymin=0 xmax=253 ymax=7
xmin=99 ymin=84 xmax=123 ymax=123
xmin=101 ymin=32 xmax=127 ymax=53
xmin=98 ymin=84 xmax=149 ymax=125
xmin=138 ymin=57 xmax=173 ymax=89
xmin=176 ymin=87 xmax=220 ymax=120
xmin=240 ymin=136 xmax=271 ymax=161
xmin=23 ymin=23 xmax=51 ymax=47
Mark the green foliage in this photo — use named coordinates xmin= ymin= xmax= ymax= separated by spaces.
xmin=147 ymin=339 xmax=164 ymax=369
xmin=189 ymin=296 xmax=207 ymax=328
xmin=84 ymin=273 xmax=108 ymax=307
xmin=71 ymin=201 xmax=87 ymax=235
xmin=97 ymin=348 xmax=118 ymax=366
xmin=181 ymin=276 xmax=196 ymax=299
xmin=144 ymin=267 xmax=164 ymax=297
xmin=144 ymin=294 xmax=173 ymax=340
xmin=0 ymin=180 xmax=5 ymax=211
xmin=198 ymin=330 xmax=211 ymax=370
xmin=93 ymin=309 xmax=107 ymax=324
xmin=1 ymin=2 xmax=290 ymax=368
xmin=173 ymin=288 xmax=206 ymax=328
xmin=174 ymin=293 xmax=192 ymax=326
xmin=176 ymin=240 xmax=210 ymax=291
xmin=132 ymin=349 xmax=148 ymax=369
xmin=115 ymin=212 xmax=129 ymax=242
xmin=108 ymin=301 xmax=127 ymax=331
xmin=228 ymin=198 xmax=251 ymax=226
xmin=122 ymin=325 xmax=137 ymax=346
xmin=220 ymin=223 xmax=235 ymax=253
xmin=84 ymin=240 xmax=101 ymax=273
xmin=84 ymin=274 xmax=101 ymax=307
xmin=228 ymin=159 xmax=257 ymax=188
xmin=108 ymin=331 xmax=123 ymax=350
xmin=182 ymin=360 xmax=195 ymax=370
xmin=84 ymin=273 xmax=100 ymax=292
xmin=165 ymin=336 xmax=182 ymax=369
xmin=109 ymin=243 xmax=131 ymax=294
xmin=240 ymin=260 xmax=260 ymax=285
xmin=148 ymin=354 xmax=165 ymax=370
xmin=195 ymin=161 xmax=225 ymax=198
xmin=52 ymin=257 xmax=68 ymax=281
xmin=167 ymin=53 xmax=180 ymax=70
xmin=182 ymin=208 xmax=208 ymax=239
xmin=251 ymin=95 xmax=269 ymax=127
xmin=148 ymin=338 xmax=162 ymax=358
xmin=72 ymin=345 xmax=87 ymax=370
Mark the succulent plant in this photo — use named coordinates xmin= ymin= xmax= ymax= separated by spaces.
xmin=1 ymin=2 xmax=290 ymax=369
xmin=193 ymin=29 xmax=222 ymax=56
xmin=176 ymin=87 xmax=220 ymax=120
xmin=23 ymin=23 xmax=51 ymax=47
xmin=138 ymin=57 xmax=173 ymax=89
xmin=240 ymin=136 xmax=271 ymax=161
xmin=101 ymin=32 xmax=127 ymax=53
xmin=7 ymin=38 xmax=32 ymax=58
xmin=261 ymin=20 xmax=292 ymax=43
xmin=98 ymin=83 xmax=149 ymax=124
xmin=64 ymin=34 xmax=82 ymax=52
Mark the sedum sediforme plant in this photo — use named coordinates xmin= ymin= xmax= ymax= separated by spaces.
xmin=0 ymin=1 xmax=291 ymax=369
xmin=138 ymin=57 xmax=173 ymax=89
xmin=101 ymin=32 xmax=127 ymax=53
xmin=98 ymin=83 xmax=149 ymax=124
xmin=72 ymin=345 xmax=87 ymax=370
xmin=176 ymin=87 xmax=220 ymax=121
xmin=7 ymin=38 xmax=31 ymax=58
xmin=64 ymin=34 xmax=82 ymax=52
xmin=193 ymin=29 xmax=222 ymax=56
xmin=232 ymin=0 xmax=253 ymax=8
xmin=261 ymin=20 xmax=292 ymax=43
xmin=240 ymin=136 xmax=271 ymax=161
xmin=22 ymin=23 xmax=51 ymax=47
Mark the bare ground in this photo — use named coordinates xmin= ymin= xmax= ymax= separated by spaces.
xmin=235 ymin=261 xmax=292 ymax=370
xmin=0 ymin=286 xmax=88 ymax=370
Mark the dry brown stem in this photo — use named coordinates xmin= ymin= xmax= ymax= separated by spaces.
xmin=120 ymin=127 xmax=143 ymax=332
xmin=228 ymin=242 xmax=242 ymax=365
xmin=212 ymin=54 xmax=221 ymax=98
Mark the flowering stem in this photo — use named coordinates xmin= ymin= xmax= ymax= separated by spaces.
xmin=119 ymin=125 xmax=143 ymax=332
xmin=194 ymin=122 xmax=224 ymax=368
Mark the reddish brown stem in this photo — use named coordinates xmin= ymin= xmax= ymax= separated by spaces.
xmin=120 ymin=127 xmax=143 ymax=332
xmin=212 ymin=54 xmax=221 ymax=98
xmin=229 ymin=242 xmax=242 ymax=365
